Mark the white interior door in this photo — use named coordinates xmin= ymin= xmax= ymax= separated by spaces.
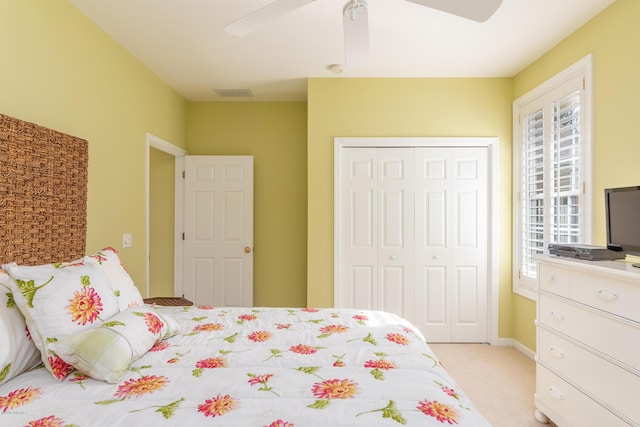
xmin=414 ymin=147 xmax=488 ymax=342
xmin=183 ymin=156 xmax=253 ymax=307
xmin=377 ymin=149 xmax=415 ymax=320
xmin=336 ymin=144 xmax=489 ymax=343
xmin=337 ymin=148 xmax=414 ymax=319
xmin=337 ymin=148 xmax=378 ymax=310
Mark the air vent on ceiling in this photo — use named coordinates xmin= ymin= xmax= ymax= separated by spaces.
xmin=214 ymin=88 xmax=254 ymax=98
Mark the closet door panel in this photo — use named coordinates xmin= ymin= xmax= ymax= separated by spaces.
xmin=450 ymin=149 xmax=488 ymax=342
xmin=414 ymin=148 xmax=451 ymax=341
xmin=378 ymin=149 xmax=414 ymax=321
xmin=338 ymin=148 xmax=378 ymax=310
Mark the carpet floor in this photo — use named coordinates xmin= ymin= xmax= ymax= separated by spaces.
xmin=429 ymin=343 xmax=557 ymax=427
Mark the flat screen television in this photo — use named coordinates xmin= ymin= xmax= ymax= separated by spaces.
xmin=605 ymin=186 xmax=640 ymax=266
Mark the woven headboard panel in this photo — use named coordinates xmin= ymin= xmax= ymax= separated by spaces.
xmin=0 ymin=113 xmax=88 ymax=266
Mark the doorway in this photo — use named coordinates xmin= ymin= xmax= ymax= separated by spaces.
xmin=146 ymin=133 xmax=187 ymax=298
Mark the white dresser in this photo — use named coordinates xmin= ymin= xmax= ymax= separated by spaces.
xmin=535 ymin=255 xmax=640 ymax=427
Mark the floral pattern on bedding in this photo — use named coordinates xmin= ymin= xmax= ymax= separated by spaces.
xmin=0 ymin=307 xmax=491 ymax=426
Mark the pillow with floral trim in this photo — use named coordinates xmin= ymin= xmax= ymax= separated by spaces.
xmin=84 ymin=247 xmax=144 ymax=310
xmin=50 ymin=306 xmax=180 ymax=383
xmin=0 ymin=270 xmax=42 ymax=385
xmin=4 ymin=261 xmax=120 ymax=380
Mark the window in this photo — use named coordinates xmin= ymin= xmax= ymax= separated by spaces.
xmin=513 ymin=55 xmax=593 ymax=299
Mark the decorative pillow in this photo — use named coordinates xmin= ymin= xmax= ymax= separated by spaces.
xmin=50 ymin=306 xmax=180 ymax=383
xmin=84 ymin=247 xmax=144 ymax=310
xmin=4 ymin=261 xmax=120 ymax=380
xmin=0 ymin=270 xmax=42 ymax=385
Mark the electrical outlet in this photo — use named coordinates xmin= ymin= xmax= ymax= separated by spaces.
xmin=122 ymin=233 xmax=132 ymax=248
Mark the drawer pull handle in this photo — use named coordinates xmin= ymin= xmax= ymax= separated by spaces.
xmin=549 ymin=346 xmax=565 ymax=358
xmin=548 ymin=386 xmax=564 ymax=400
xmin=548 ymin=275 xmax=556 ymax=283
xmin=597 ymin=288 xmax=618 ymax=301
xmin=550 ymin=311 xmax=565 ymax=321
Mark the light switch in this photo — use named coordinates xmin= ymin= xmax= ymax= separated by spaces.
xmin=122 ymin=233 xmax=132 ymax=248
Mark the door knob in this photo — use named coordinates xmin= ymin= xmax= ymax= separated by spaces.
xmin=390 ymin=255 xmax=396 ymax=260
xmin=245 ymin=246 xmax=252 ymax=253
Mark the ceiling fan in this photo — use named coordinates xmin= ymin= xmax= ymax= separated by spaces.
xmin=225 ymin=0 xmax=503 ymax=68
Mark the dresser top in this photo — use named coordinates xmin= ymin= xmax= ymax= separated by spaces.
xmin=535 ymin=254 xmax=640 ymax=283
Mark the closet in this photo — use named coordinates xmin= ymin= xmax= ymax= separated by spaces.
xmin=335 ymin=143 xmax=488 ymax=342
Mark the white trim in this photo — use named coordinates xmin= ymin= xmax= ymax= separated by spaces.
xmin=334 ymin=137 xmax=500 ymax=345
xmin=145 ymin=133 xmax=187 ymax=298
xmin=174 ymin=156 xmax=186 ymax=299
xmin=493 ymin=338 xmax=536 ymax=361
xmin=512 ymin=54 xmax=593 ymax=301
xmin=148 ymin=133 xmax=188 ymax=157
xmin=512 ymin=339 xmax=536 ymax=361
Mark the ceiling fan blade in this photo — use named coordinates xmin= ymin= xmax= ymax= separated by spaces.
xmin=405 ymin=0 xmax=503 ymax=22
xmin=343 ymin=1 xmax=370 ymax=68
xmin=225 ymin=0 xmax=315 ymax=36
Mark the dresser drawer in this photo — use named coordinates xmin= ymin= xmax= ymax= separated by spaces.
xmin=570 ymin=271 xmax=640 ymax=323
xmin=538 ymin=328 xmax=640 ymax=421
xmin=538 ymin=294 xmax=640 ymax=371
xmin=539 ymin=263 xmax=571 ymax=297
xmin=536 ymin=365 xmax=629 ymax=427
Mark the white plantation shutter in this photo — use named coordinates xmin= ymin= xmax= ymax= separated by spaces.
xmin=513 ymin=56 xmax=592 ymax=298
xmin=551 ymin=91 xmax=582 ymax=246
xmin=521 ymin=107 xmax=545 ymax=279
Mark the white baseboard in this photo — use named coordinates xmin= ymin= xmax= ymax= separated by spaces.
xmin=491 ymin=337 xmax=536 ymax=360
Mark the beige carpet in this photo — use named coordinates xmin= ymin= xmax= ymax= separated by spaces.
xmin=429 ymin=343 xmax=557 ymax=427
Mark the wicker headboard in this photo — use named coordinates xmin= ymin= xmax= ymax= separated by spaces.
xmin=0 ymin=113 xmax=88 ymax=266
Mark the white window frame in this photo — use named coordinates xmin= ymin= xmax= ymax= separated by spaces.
xmin=512 ymin=54 xmax=593 ymax=300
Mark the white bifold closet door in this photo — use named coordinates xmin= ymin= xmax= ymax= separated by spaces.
xmin=337 ymin=147 xmax=488 ymax=343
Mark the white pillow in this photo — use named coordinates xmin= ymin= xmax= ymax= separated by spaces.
xmin=5 ymin=261 xmax=120 ymax=380
xmin=0 ymin=270 xmax=42 ymax=385
xmin=84 ymin=247 xmax=144 ymax=310
xmin=51 ymin=306 xmax=180 ymax=383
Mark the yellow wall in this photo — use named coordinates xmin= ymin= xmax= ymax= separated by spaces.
xmin=0 ymin=1 xmax=187 ymax=295
xmin=187 ymin=102 xmax=308 ymax=307
xmin=510 ymin=0 xmax=640 ymax=348
xmin=149 ymin=147 xmax=176 ymax=297
xmin=306 ymin=78 xmax=515 ymax=338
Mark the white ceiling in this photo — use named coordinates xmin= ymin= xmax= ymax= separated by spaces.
xmin=69 ymin=0 xmax=616 ymax=102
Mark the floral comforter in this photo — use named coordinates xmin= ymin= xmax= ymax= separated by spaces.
xmin=0 ymin=306 xmax=491 ymax=426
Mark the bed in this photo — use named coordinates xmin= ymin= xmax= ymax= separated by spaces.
xmin=0 ymin=294 xmax=491 ymax=426
xmin=0 ymin=114 xmax=491 ymax=426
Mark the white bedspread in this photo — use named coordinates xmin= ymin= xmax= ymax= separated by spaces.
xmin=0 ymin=306 xmax=492 ymax=426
